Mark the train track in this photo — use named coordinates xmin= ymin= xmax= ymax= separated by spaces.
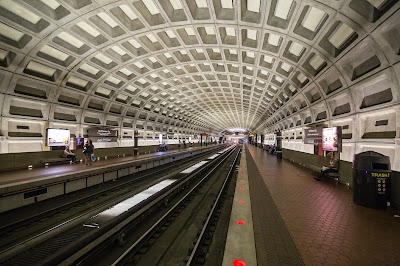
xmin=80 ymin=145 xmax=241 ymax=266
xmin=0 ymin=146 xmax=226 ymax=264
xmin=0 ymin=145 xmax=234 ymax=265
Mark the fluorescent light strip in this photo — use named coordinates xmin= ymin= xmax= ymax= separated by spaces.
xmin=120 ymin=5 xmax=137 ymax=20
xmin=274 ymin=0 xmax=293 ymax=19
xmin=302 ymin=7 xmax=326 ymax=32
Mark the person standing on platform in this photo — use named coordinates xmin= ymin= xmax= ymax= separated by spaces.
xmin=83 ymin=139 xmax=94 ymax=166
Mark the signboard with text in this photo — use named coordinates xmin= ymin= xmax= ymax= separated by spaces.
xmin=87 ymin=128 xmax=118 ymax=142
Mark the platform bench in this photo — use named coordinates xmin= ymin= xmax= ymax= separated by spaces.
xmin=40 ymin=157 xmax=72 ymax=166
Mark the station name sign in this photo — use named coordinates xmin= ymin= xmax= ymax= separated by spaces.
xmin=304 ymin=128 xmax=323 ymax=139
xmin=87 ymin=128 xmax=118 ymax=142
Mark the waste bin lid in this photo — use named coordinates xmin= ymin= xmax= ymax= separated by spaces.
xmin=353 ymin=151 xmax=391 ymax=170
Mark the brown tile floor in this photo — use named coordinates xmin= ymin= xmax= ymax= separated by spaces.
xmin=246 ymin=145 xmax=400 ymax=266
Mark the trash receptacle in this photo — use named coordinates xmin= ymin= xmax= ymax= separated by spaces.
xmin=353 ymin=151 xmax=391 ymax=209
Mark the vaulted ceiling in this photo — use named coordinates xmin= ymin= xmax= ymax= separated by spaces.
xmin=0 ymin=0 xmax=399 ymax=135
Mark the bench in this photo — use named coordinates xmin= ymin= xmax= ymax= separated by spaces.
xmin=311 ymin=162 xmax=340 ymax=180
xmin=40 ymin=157 xmax=73 ymax=166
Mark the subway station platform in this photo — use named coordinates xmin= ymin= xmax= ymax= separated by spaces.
xmin=224 ymin=144 xmax=400 ymax=265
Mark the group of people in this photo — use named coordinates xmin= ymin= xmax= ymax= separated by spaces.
xmin=63 ymin=140 xmax=95 ymax=166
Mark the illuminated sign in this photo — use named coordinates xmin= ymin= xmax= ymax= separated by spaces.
xmin=371 ymin=173 xmax=390 ymax=178
xmin=322 ymin=127 xmax=342 ymax=152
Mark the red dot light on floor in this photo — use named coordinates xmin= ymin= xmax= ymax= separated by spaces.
xmin=239 ymin=187 xmax=245 ymax=191
xmin=238 ymin=199 xmax=245 ymax=204
xmin=236 ymin=220 xmax=245 ymax=225
xmin=240 ymin=179 xmax=245 ymax=182
xmin=233 ymin=259 xmax=246 ymax=266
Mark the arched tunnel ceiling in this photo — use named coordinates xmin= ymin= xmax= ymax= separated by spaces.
xmin=0 ymin=0 xmax=399 ymax=134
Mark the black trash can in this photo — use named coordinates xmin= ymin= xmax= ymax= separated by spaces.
xmin=353 ymin=151 xmax=391 ymax=209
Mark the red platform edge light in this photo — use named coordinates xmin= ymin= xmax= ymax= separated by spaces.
xmin=240 ymin=179 xmax=245 ymax=182
xmin=239 ymin=187 xmax=245 ymax=191
xmin=238 ymin=199 xmax=245 ymax=204
xmin=233 ymin=259 xmax=247 ymax=266
xmin=236 ymin=220 xmax=245 ymax=225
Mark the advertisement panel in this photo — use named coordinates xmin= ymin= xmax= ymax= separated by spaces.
xmin=46 ymin=128 xmax=71 ymax=147
xmin=322 ymin=127 xmax=342 ymax=152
